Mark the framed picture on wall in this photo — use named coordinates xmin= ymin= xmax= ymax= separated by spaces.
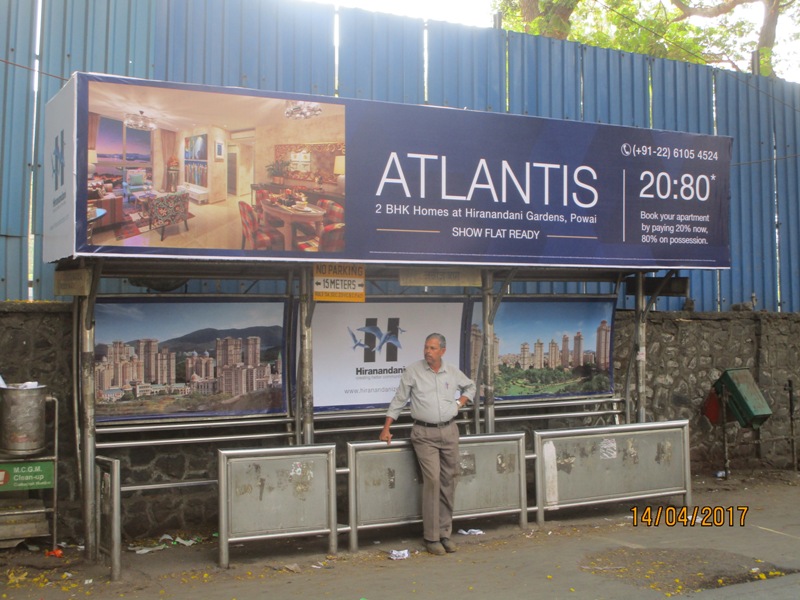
xmin=215 ymin=139 xmax=224 ymax=161
xmin=184 ymin=134 xmax=207 ymax=160
xmin=92 ymin=297 xmax=289 ymax=423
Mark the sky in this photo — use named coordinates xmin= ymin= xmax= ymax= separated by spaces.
xmin=303 ymin=0 xmax=798 ymax=83
xmin=95 ymin=301 xmax=285 ymax=345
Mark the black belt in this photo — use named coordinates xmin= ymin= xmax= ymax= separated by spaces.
xmin=413 ymin=417 xmax=455 ymax=428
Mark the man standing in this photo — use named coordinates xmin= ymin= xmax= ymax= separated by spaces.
xmin=379 ymin=333 xmax=476 ymax=556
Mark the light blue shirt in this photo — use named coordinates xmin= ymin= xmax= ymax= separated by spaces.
xmin=386 ymin=359 xmax=476 ymax=423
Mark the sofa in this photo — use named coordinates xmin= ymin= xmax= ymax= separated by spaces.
xmin=92 ymin=193 xmax=126 ymax=230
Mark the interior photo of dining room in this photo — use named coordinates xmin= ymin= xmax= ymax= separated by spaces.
xmin=85 ymin=79 xmax=346 ymax=254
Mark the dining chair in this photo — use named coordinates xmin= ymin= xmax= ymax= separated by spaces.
xmin=296 ymin=222 xmax=345 ymax=252
xmin=148 ymin=192 xmax=190 ymax=241
xmin=239 ymin=201 xmax=284 ymax=250
xmin=255 ymin=189 xmax=285 ymax=228
xmin=295 ymin=198 xmax=344 ymax=239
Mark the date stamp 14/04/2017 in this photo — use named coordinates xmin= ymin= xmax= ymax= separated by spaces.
xmin=630 ymin=505 xmax=748 ymax=527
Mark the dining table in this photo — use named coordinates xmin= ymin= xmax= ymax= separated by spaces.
xmin=259 ymin=200 xmax=326 ymax=251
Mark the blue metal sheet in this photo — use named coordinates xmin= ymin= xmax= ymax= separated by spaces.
xmin=715 ymin=70 xmax=777 ymax=311
xmin=4 ymin=0 xmax=798 ymax=307
xmin=651 ymin=58 xmax=715 ymax=134
xmin=337 ymin=8 xmax=424 ymax=102
xmin=0 ymin=0 xmax=38 ymax=299
xmin=581 ymin=46 xmax=650 ymax=128
xmin=773 ymin=79 xmax=800 ymax=312
xmin=507 ymin=32 xmax=581 ymax=120
xmin=273 ymin=0 xmax=334 ymax=94
xmin=427 ymin=21 xmax=506 ymax=112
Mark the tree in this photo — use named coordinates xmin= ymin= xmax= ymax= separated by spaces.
xmin=494 ymin=0 xmax=798 ymax=79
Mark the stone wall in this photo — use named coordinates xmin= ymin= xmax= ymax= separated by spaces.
xmin=613 ymin=310 xmax=800 ymax=469
xmin=2 ymin=302 xmax=798 ymax=540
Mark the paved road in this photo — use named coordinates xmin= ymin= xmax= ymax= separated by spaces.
xmin=4 ymin=469 xmax=800 ymax=599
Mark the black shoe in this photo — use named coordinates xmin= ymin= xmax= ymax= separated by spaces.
xmin=440 ymin=537 xmax=458 ymax=553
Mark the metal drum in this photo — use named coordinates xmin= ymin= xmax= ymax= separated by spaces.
xmin=0 ymin=385 xmax=47 ymax=455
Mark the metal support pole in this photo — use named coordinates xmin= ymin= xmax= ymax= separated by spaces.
xmin=787 ymin=380 xmax=796 ymax=471
xmin=300 ymin=268 xmax=314 ymax=445
xmin=79 ymin=295 xmax=97 ymax=559
xmin=482 ymin=271 xmax=495 ymax=433
xmin=721 ymin=387 xmax=730 ymax=479
xmin=635 ymin=273 xmax=647 ymax=423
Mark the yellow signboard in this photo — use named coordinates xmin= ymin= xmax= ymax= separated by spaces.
xmin=313 ymin=263 xmax=366 ymax=302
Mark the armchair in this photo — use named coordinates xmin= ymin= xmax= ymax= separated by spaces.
xmin=124 ymin=168 xmax=153 ymax=203
xmin=149 ymin=192 xmax=190 ymax=241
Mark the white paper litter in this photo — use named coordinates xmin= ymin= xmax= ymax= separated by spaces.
xmin=458 ymin=528 xmax=484 ymax=535
xmin=388 ymin=549 xmax=409 ymax=560
xmin=129 ymin=543 xmax=167 ymax=554
xmin=174 ymin=536 xmax=197 ymax=546
xmin=159 ymin=534 xmax=174 ymax=542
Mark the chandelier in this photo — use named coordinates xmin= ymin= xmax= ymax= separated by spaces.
xmin=124 ymin=110 xmax=157 ymax=131
xmin=284 ymin=100 xmax=322 ymax=119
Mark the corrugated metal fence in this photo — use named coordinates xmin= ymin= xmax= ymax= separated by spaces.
xmin=1 ymin=0 xmax=798 ymax=310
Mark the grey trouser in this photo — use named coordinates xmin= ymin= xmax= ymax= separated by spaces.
xmin=410 ymin=421 xmax=459 ymax=542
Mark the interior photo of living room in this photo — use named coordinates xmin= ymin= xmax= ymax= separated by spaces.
xmin=85 ymin=80 xmax=346 ymax=254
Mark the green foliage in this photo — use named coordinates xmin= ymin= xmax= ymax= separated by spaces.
xmin=493 ymin=0 xmax=788 ymax=77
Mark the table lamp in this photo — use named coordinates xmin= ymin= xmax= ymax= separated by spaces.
xmin=333 ymin=155 xmax=345 ymax=194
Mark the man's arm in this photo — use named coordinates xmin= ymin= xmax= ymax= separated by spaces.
xmin=457 ymin=369 xmax=477 ymax=405
xmin=380 ymin=367 xmax=414 ymax=444
xmin=379 ymin=416 xmax=394 ymax=444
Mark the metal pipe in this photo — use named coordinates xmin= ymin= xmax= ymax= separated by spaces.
xmin=482 ymin=270 xmax=495 ymax=433
xmin=71 ymin=299 xmax=82 ymax=492
xmin=721 ymin=387 xmax=730 ymax=479
xmin=79 ymin=295 xmax=96 ymax=560
xmin=300 ymin=268 xmax=314 ymax=444
xmin=787 ymin=380 xmax=796 ymax=471
xmin=635 ymin=273 xmax=647 ymax=422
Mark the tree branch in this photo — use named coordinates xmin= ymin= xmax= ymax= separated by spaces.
xmin=670 ymin=0 xmax=758 ymax=22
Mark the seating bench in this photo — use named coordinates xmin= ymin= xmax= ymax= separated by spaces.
xmin=179 ymin=183 xmax=209 ymax=204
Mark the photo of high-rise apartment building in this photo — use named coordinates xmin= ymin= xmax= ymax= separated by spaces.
xmin=93 ymin=300 xmax=286 ymax=421
xmin=469 ymin=299 xmax=614 ymax=399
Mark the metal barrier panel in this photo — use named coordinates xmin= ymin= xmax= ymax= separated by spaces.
xmin=347 ymin=433 xmax=527 ymax=551
xmin=534 ymin=420 xmax=691 ymax=525
xmin=218 ymin=444 xmax=337 ymax=568
xmin=94 ymin=456 xmax=121 ymax=582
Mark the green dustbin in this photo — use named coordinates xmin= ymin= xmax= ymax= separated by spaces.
xmin=712 ymin=368 xmax=772 ymax=429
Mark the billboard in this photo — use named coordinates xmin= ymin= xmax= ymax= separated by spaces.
xmin=44 ymin=72 xmax=731 ymax=269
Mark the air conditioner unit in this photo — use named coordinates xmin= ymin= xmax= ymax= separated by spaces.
xmin=230 ymin=129 xmax=255 ymax=140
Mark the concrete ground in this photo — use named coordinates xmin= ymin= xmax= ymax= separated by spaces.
xmin=3 ymin=468 xmax=800 ymax=599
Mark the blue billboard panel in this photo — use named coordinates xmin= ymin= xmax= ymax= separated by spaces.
xmin=44 ymin=73 xmax=730 ymax=269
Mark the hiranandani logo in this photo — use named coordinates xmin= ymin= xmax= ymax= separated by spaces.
xmin=347 ymin=317 xmax=404 ymax=364
xmin=51 ymin=130 xmax=65 ymax=192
